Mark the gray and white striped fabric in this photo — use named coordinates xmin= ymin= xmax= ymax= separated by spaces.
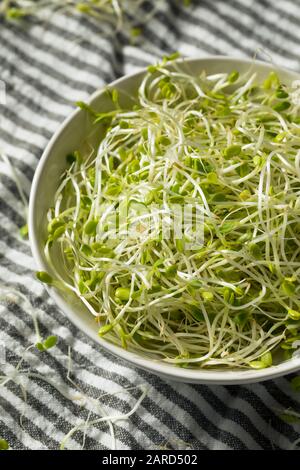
xmin=1 ymin=0 xmax=300 ymax=450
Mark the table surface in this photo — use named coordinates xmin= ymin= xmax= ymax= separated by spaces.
xmin=0 ymin=0 xmax=300 ymax=450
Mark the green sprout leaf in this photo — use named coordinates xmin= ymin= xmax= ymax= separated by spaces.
xmin=76 ymin=101 xmax=97 ymax=117
xmin=281 ymin=280 xmax=296 ymax=297
xmin=99 ymin=323 xmax=114 ymax=336
xmin=291 ymin=376 xmax=300 ymax=392
xmin=249 ymin=352 xmax=272 ymax=369
xmin=228 ymin=70 xmax=239 ymax=83
xmin=36 ymin=271 xmax=53 ymax=285
xmin=43 ymin=335 xmax=58 ymax=349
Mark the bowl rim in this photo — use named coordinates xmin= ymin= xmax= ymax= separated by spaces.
xmin=29 ymin=55 xmax=300 ymax=384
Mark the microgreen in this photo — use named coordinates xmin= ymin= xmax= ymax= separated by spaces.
xmin=19 ymin=223 xmax=28 ymax=239
xmin=291 ymin=376 xmax=300 ymax=392
xmin=42 ymin=59 xmax=300 ymax=369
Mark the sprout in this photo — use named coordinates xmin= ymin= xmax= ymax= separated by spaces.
xmin=42 ymin=59 xmax=300 ymax=369
xmin=223 ymin=145 xmax=242 ymax=159
xmin=228 ymin=70 xmax=239 ymax=83
xmin=19 ymin=224 xmax=29 ymax=239
xmin=0 ymin=316 xmax=146 ymax=451
xmin=36 ymin=335 xmax=58 ymax=352
xmin=115 ymin=287 xmax=131 ymax=302
xmin=84 ymin=220 xmax=98 ymax=235
xmin=291 ymin=376 xmax=300 ymax=392
xmin=249 ymin=352 xmax=273 ymax=369
xmin=280 ymin=411 xmax=300 ymax=424
xmin=282 ymin=280 xmax=296 ymax=297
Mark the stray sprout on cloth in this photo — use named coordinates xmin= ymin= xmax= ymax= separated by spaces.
xmin=39 ymin=57 xmax=300 ymax=369
xmin=0 ymin=0 xmax=178 ymax=38
xmin=35 ymin=335 xmax=58 ymax=352
xmin=0 ymin=287 xmax=148 ymax=450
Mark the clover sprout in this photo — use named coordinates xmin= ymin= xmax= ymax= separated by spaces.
xmin=0 ymin=438 xmax=9 ymax=450
xmin=291 ymin=376 xmax=300 ymax=392
xmin=36 ymin=271 xmax=53 ymax=285
xmin=0 ymin=0 xmax=174 ymax=38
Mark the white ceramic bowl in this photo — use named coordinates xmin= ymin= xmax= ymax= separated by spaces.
xmin=29 ymin=56 xmax=300 ymax=384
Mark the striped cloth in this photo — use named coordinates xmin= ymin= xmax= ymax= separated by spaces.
xmin=1 ymin=0 xmax=300 ymax=450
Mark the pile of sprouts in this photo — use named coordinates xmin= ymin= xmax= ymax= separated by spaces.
xmin=41 ymin=56 xmax=300 ymax=369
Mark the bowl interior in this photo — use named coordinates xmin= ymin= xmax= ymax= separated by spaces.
xmin=29 ymin=57 xmax=300 ymax=384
